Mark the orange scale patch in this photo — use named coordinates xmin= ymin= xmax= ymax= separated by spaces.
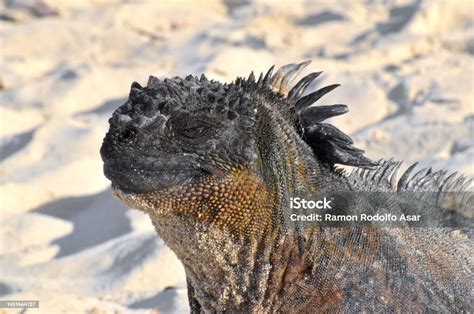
xmin=149 ymin=167 xmax=277 ymax=235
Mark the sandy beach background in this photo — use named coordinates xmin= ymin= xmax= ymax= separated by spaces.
xmin=0 ymin=0 xmax=472 ymax=312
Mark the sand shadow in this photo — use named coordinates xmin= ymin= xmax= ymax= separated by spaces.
xmin=0 ymin=127 xmax=36 ymax=162
xmin=32 ymin=188 xmax=132 ymax=258
xmin=0 ymin=282 xmax=19 ymax=296
xmin=102 ymin=234 xmax=159 ymax=277
xmin=352 ymin=0 xmax=421 ymax=45
xmin=221 ymin=0 xmax=251 ymax=15
xmin=78 ymin=97 xmax=127 ymax=116
xmin=129 ymin=287 xmax=178 ymax=310
xmin=297 ymin=11 xmax=345 ymax=27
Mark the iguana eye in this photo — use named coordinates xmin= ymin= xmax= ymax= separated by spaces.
xmin=180 ymin=125 xmax=207 ymax=138
xmin=176 ymin=122 xmax=210 ymax=139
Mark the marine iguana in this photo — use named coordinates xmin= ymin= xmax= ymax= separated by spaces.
xmin=100 ymin=61 xmax=473 ymax=313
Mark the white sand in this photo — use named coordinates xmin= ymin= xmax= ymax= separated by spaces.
xmin=0 ymin=0 xmax=472 ymax=312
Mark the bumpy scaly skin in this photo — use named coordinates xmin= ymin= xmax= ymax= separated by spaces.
xmin=101 ymin=62 xmax=473 ymax=312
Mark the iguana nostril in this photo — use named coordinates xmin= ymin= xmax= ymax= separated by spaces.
xmin=119 ymin=128 xmax=136 ymax=144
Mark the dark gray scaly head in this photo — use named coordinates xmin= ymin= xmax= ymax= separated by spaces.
xmin=100 ymin=75 xmax=259 ymax=193
xmin=100 ymin=60 xmax=375 ymax=201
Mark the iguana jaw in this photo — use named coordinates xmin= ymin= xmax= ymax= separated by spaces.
xmin=112 ymin=166 xmax=277 ymax=234
xmin=102 ymin=155 xmax=208 ymax=193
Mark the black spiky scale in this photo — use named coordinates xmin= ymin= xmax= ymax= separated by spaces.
xmin=263 ymin=65 xmax=275 ymax=85
xmin=288 ymin=71 xmax=323 ymax=101
xmin=304 ymin=123 xmax=354 ymax=145
xmin=295 ymin=84 xmax=340 ymax=113
xmin=299 ymin=104 xmax=348 ymax=126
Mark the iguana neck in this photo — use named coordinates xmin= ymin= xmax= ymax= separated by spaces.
xmin=153 ymin=217 xmax=286 ymax=312
xmin=151 ymin=211 xmax=333 ymax=312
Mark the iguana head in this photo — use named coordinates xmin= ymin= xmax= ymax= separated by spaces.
xmin=100 ymin=61 xmax=375 ymax=235
xmin=100 ymin=75 xmax=259 ymax=194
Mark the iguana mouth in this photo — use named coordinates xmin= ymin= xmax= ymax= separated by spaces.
xmin=102 ymin=156 xmax=209 ymax=193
